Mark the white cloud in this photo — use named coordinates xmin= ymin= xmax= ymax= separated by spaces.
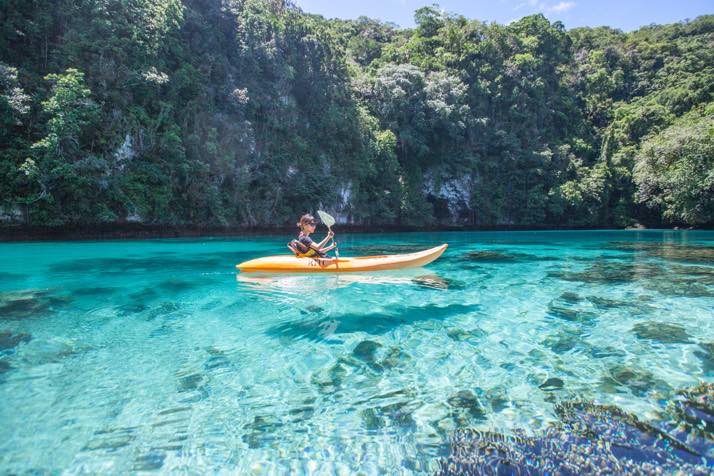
xmin=548 ymin=1 xmax=575 ymax=13
xmin=513 ymin=0 xmax=576 ymax=13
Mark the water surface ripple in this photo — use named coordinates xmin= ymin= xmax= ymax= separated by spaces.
xmin=1 ymin=230 xmax=713 ymax=474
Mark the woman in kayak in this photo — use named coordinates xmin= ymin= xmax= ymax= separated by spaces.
xmin=288 ymin=214 xmax=336 ymax=258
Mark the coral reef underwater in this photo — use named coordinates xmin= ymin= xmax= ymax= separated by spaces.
xmin=437 ymin=384 xmax=714 ymax=475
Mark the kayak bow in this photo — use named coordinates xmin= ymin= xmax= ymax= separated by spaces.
xmin=236 ymin=244 xmax=447 ymax=273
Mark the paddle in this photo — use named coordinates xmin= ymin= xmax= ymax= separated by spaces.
xmin=317 ymin=210 xmax=339 ymax=259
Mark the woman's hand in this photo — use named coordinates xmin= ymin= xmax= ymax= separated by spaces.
xmin=327 ymin=230 xmax=335 ymax=239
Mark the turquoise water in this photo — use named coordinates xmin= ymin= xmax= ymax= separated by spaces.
xmin=0 ymin=230 xmax=713 ymax=474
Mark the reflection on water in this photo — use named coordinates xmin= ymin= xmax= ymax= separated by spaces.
xmin=0 ymin=231 xmax=713 ymax=474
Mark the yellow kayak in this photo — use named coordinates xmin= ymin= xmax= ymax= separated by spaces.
xmin=236 ymin=244 xmax=448 ymax=273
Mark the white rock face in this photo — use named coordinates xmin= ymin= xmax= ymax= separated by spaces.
xmin=337 ymin=184 xmax=353 ymax=223
xmin=115 ymin=134 xmax=135 ymax=169
xmin=423 ymin=173 xmax=473 ymax=222
xmin=439 ymin=177 xmax=472 ymax=219
xmin=126 ymin=212 xmax=143 ymax=223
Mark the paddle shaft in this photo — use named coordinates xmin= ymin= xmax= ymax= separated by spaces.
xmin=328 ymin=225 xmax=340 ymax=259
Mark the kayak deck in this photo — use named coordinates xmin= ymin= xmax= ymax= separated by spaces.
xmin=236 ymin=244 xmax=448 ymax=273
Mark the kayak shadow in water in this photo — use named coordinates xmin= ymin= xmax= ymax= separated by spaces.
xmin=265 ymin=302 xmax=481 ymax=341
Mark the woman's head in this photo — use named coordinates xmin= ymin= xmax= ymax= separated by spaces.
xmin=297 ymin=214 xmax=317 ymax=232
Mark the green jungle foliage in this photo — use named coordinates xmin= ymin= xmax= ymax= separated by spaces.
xmin=0 ymin=1 xmax=712 ymax=227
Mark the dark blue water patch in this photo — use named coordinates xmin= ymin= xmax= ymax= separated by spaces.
xmin=157 ymin=279 xmax=200 ymax=293
xmin=266 ymin=303 xmax=481 ymax=340
xmin=0 ymin=272 xmax=27 ymax=283
xmin=450 ymin=251 xmax=558 ymax=264
xmin=0 ymin=358 xmax=12 ymax=377
xmin=71 ymin=286 xmax=118 ymax=297
xmin=48 ymin=251 xmax=257 ymax=277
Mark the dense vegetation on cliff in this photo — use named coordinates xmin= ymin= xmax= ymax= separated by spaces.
xmin=1 ymin=0 xmax=712 ymax=228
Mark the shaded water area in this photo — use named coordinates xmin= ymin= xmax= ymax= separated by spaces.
xmin=0 ymin=230 xmax=713 ymax=474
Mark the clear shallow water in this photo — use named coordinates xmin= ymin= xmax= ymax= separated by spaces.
xmin=0 ymin=230 xmax=713 ymax=474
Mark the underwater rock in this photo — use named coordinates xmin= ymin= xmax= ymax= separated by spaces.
xmin=0 ymin=331 xmax=31 ymax=350
xmin=694 ymin=342 xmax=714 ymax=374
xmin=446 ymin=327 xmax=486 ymax=342
xmin=360 ymin=407 xmax=385 ymax=431
xmin=412 ymin=274 xmax=467 ymax=290
xmin=542 ymin=328 xmax=582 ymax=354
xmin=539 ymin=377 xmax=564 ymax=391
xmin=548 ymin=262 xmax=663 ymax=284
xmin=132 ymin=452 xmax=165 ymax=471
xmin=176 ymin=372 xmax=203 ymax=393
xmin=601 ymin=364 xmax=668 ymax=396
xmin=203 ymin=347 xmax=234 ymax=372
xmin=242 ymin=414 xmax=283 ymax=449
xmin=632 ymin=322 xmax=692 ymax=344
xmin=299 ymin=305 xmax=324 ymax=316
xmin=558 ymin=292 xmax=582 ymax=303
xmin=643 ymin=278 xmax=714 ymax=297
xmin=546 ymin=304 xmax=597 ymax=324
xmin=353 ymin=340 xmax=383 ymax=363
xmin=370 ymin=401 xmax=417 ymax=430
xmin=437 ymin=400 xmax=709 ymax=475
xmin=83 ymin=427 xmax=137 ymax=451
xmin=380 ymin=346 xmax=410 ymax=370
xmin=310 ymin=361 xmax=348 ymax=394
xmin=589 ymin=346 xmax=626 ymax=359
xmin=0 ymin=289 xmax=70 ymax=320
xmin=587 ymin=295 xmax=629 ymax=308
xmin=446 ymin=390 xmax=486 ymax=425
xmin=461 ymin=250 xmax=554 ymax=263
xmin=668 ymin=264 xmax=714 ymax=284
xmin=647 ymin=245 xmax=714 ymax=264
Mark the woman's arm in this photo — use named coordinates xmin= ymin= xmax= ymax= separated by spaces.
xmin=314 ymin=231 xmax=334 ymax=249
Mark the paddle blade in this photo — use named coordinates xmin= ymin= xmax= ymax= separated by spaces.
xmin=317 ymin=210 xmax=335 ymax=228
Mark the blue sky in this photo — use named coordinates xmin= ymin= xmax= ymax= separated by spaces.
xmin=294 ymin=0 xmax=712 ymax=31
